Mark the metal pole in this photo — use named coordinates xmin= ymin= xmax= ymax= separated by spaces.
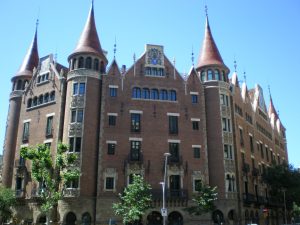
xmin=163 ymin=153 xmax=170 ymax=225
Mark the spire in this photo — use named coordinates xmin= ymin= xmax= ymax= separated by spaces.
xmin=197 ymin=8 xmax=226 ymax=69
xmin=268 ymin=86 xmax=278 ymax=119
xmin=15 ymin=21 xmax=39 ymax=77
xmin=69 ymin=2 xmax=106 ymax=61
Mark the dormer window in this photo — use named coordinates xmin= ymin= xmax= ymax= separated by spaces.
xmin=37 ymin=73 xmax=50 ymax=85
xmin=215 ymin=69 xmax=220 ymax=80
xmin=207 ymin=69 xmax=213 ymax=80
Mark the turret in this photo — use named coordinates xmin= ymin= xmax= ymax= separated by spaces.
xmin=2 ymin=27 xmax=39 ymax=187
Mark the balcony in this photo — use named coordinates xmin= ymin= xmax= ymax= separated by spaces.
xmin=243 ymin=193 xmax=256 ymax=204
xmin=168 ymin=155 xmax=183 ymax=166
xmin=151 ymin=189 xmax=188 ymax=207
xmin=63 ymin=188 xmax=80 ymax=197
xmin=127 ymin=152 xmax=143 ymax=164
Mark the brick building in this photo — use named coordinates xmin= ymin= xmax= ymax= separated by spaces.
xmin=2 ymin=3 xmax=288 ymax=225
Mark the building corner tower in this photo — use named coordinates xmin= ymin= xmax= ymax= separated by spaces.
xmin=2 ymin=28 xmax=39 ymax=187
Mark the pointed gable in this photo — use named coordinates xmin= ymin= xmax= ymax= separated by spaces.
xmin=187 ymin=66 xmax=201 ymax=84
xmin=107 ymin=59 xmax=122 ymax=77
xmin=231 ymin=72 xmax=239 ymax=87
xmin=15 ymin=28 xmax=39 ymax=78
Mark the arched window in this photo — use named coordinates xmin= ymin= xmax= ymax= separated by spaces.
xmin=100 ymin=61 xmax=105 ymax=74
xmin=33 ymin=97 xmax=38 ymax=106
xmin=132 ymin=87 xmax=141 ymax=98
xmin=143 ymin=88 xmax=150 ymax=99
xmin=85 ymin=57 xmax=92 ymax=69
xmin=82 ymin=212 xmax=91 ymax=225
xmin=222 ymin=71 xmax=226 ymax=81
xmin=65 ymin=212 xmax=76 ymax=225
xmin=151 ymin=89 xmax=159 ymax=100
xmin=214 ymin=69 xmax=220 ymax=80
xmin=27 ymin=98 xmax=32 ymax=108
xmin=22 ymin=80 xmax=27 ymax=90
xmin=50 ymin=91 xmax=55 ymax=101
xmin=38 ymin=94 xmax=44 ymax=105
xmin=17 ymin=80 xmax=22 ymax=90
xmin=94 ymin=59 xmax=99 ymax=71
xmin=72 ymin=58 xmax=77 ymax=70
xmin=44 ymin=93 xmax=49 ymax=103
xmin=201 ymin=71 xmax=206 ymax=82
xmin=78 ymin=57 xmax=84 ymax=68
xmin=207 ymin=69 xmax=213 ymax=80
xmin=226 ymin=174 xmax=231 ymax=191
xmin=160 ymin=89 xmax=168 ymax=100
xmin=169 ymin=90 xmax=177 ymax=101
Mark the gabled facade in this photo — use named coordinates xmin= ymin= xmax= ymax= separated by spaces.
xmin=2 ymin=3 xmax=288 ymax=225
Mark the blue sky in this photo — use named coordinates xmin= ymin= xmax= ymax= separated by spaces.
xmin=0 ymin=0 xmax=299 ymax=167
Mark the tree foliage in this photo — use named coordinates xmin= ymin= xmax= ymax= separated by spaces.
xmin=0 ymin=185 xmax=16 ymax=222
xmin=20 ymin=142 xmax=80 ymax=213
xmin=112 ymin=175 xmax=152 ymax=224
xmin=262 ymin=163 xmax=300 ymax=209
xmin=184 ymin=181 xmax=218 ymax=216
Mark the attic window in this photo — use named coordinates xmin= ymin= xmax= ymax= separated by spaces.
xmin=37 ymin=73 xmax=50 ymax=85
xmin=145 ymin=67 xmax=164 ymax=77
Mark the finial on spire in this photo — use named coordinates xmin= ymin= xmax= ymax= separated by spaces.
xmin=191 ymin=46 xmax=194 ymax=66
xmin=133 ymin=53 xmax=136 ymax=63
xmin=268 ymin=85 xmax=271 ymax=98
xmin=113 ymin=36 xmax=117 ymax=59
xmin=205 ymin=5 xmax=208 ymax=17
xmin=243 ymin=71 xmax=246 ymax=83
xmin=234 ymin=58 xmax=237 ymax=72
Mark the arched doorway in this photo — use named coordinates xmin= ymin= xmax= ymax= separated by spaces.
xmin=168 ymin=211 xmax=183 ymax=225
xmin=82 ymin=212 xmax=91 ymax=225
xmin=66 ymin=212 xmax=77 ymax=225
xmin=147 ymin=211 xmax=163 ymax=225
xmin=212 ymin=210 xmax=224 ymax=224
xmin=37 ymin=215 xmax=46 ymax=225
xmin=228 ymin=209 xmax=236 ymax=224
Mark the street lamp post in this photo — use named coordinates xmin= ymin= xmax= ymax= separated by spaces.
xmin=283 ymin=189 xmax=287 ymax=225
xmin=160 ymin=152 xmax=171 ymax=225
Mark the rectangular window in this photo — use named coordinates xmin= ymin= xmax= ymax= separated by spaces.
xmin=130 ymin=141 xmax=141 ymax=161
xmin=193 ymin=147 xmax=200 ymax=159
xmin=239 ymin=128 xmax=244 ymax=146
xmin=73 ymin=83 xmax=78 ymax=95
xmin=107 ymin=143 xmax=116 ymax=155
xmin=222 ymin=118 xmax=231 ymax=132
xmin=66 ymin=179 xmax=79 ymax=189
xmin=108 ymin=115 xmax=116 ymax=126
xmin=22 ymin=122 xmax=30 ymax=142
xmin=45 ymin=116 xmax=53 ymax=137
xmin=249 ymin=135 xmax=254 ymax=153
xmin=265 ymin=147 xmax=269 ymax=161
xmin=131 ymin=113 xmax=141 ymax=132
xmin=79 ymin=83 xmax=85 ymax=95
xmin=71 ymin=109 xmax=84 ymax=123
xmin=224 ymin=144 xmax=233 ymax=159
xmin=260 ymin=143 xmax=264 ymax=159
xmin=69 ymin=137 xmax=82 ymax=152
xmin=16 ymin=177 xmax=23 ymax=190
xmin=105 ymin=177 xmax=114 ymax=190
xmin=109 ymin=87 xmax=117 ymax=97
xmin=169 ymin=143 xmax=179 ymax=162
xmin=191 ymin=94 xmax=198 ymax=103
xmin=73 ymin=82 xmax=86 ymax=95
xmin=194 ymin=179 xmax=202 ymax=192
xmin=220 ymin=94 xmax=229 ymax=106
xmin=169 ymin=116 xmax=178 ymax=134
xmin=192 ymin=121 xmax=199 ymax=130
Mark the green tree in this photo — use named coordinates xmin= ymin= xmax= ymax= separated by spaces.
xmin=112 ymin=175 xmax=152 ymax=224
xmin=262 ymin=163 xmax=300 ymax=209
xmin=0 ymin=185 xmax=16 ymax=223
xmin=20 ymin=143 xmax=80 ymax=222
xmin=184 ymin=181 xmax=218 ymax=216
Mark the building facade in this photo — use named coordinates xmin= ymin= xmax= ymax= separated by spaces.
xmin=2 ymin=3 xmax=288 ymax=225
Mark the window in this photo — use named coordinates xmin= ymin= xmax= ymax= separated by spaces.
xmin=239 ymin=128 xmax=244 ymax=146
xmin=160 ymin=89 xmax=168 ymax=100
xmin=46 ymin=116 xmax=53 ymax=137
xmin=151 ymin=89 xmax=159 ymax=100
xmin=72 ymin=58 xmax=77 ymax=70
xmin=73 ymin=83 xmax=86 ymax=96
xmin=71 ymin=109 xmax=84 ymax=123
xmin=169 ymin=90 xmax=177 ymax=101
xmin=44 ymin=93 xmax=49 ymax=103
xmin=33 ymin=97 xmax=37 ymax=106
xmin=226 ymin=174 xmax=235 ymax=192
xmin=215 ymin=69 xmax=220 ymax=80
xmin=94 ymin=59 xmax=99 ymax=71
xmin=108 ymin=115 xmax=116 ymax=126
xmin=107 ymin=143 xmax=116 ymax=155
xmin=16 ymin=177 xmax=23 ymax=190
xmin=265 ymin=146 xmax=269 ymax=161
xmin=224 ymin=144 xmax=233 ymax=159
xmin=222 ymin=118 xmax=231 ymax=132
xmin=50 ymin=91 xmax=55 ymax=101
xmin=105 ymin=177 xmax=114 ymax=190
xmin=192 ymin=121 xmax=199 ymax=130
xmin=85 ymin=57 xmax=92 ymax=69
xmin=130 ymin=141 xmax=141 ymax=161
xmin=132 ymin=87 xmax=141 ymax=98
xmin=191 ymin=94 xmax=198 ymax=103
xmin=27 ymin=98 xmax=32 ymax=108
xmin=249 ymin=135 xmax=254 ymax=153
xmin=222 ymin=71 xmax=226 ymax=81
xmin=193 ymin=147 xmax=200 ymax=159
xmin=169 ymin=143 xmax=179 ymax=162
xmin=194 ymin=179 xmax=202 ymax=192
xmin=131 ymin=113 xmax=141 ymax=132
xmin=260 ymin=143 xmax=264 ymax=159
xmin=38 ymin=95 xmax=44 ymax=105
xmin=78 ymin=57 xmax=84 ymax=68
xmin=220 ymin=94 xmax=229 ymax=106
xmin=109 ymin=87 xmax=117 ymax=97
xmin=169 ymin=116 xmax=178 ymax=134
xmin=207 ymin=69 xmax=213 ymax=80
xmin=200 ymin=71 xmax=206 ymax=82
xmin=22 ymin=122 xmax=30 ymax=142
xmin=69 ymin=137 xmax=81 ymax=152
xmin=66 ymin=178 xmax=79 ymax=189
xmin=143 ymin=88 xmax=150 ymax=99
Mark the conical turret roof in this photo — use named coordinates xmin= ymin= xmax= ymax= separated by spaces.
xmin=197 ymin=16 xmax=225 ymax=68
xmin=15 ymin=28 xmax=39 ymax=78
xmin=69 ymin=3 xmax=106 ymax=61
